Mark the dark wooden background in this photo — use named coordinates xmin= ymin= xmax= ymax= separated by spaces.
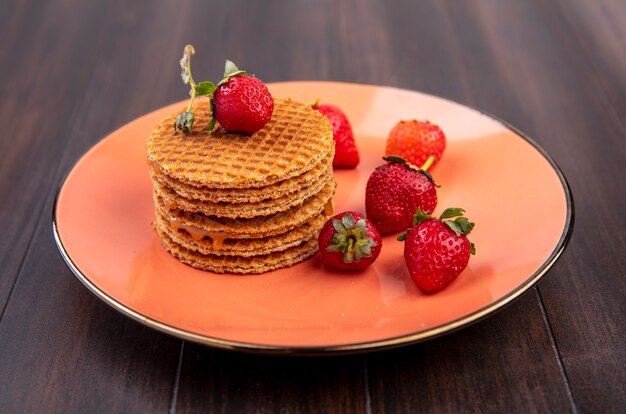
xmin=1 ymin=0 xmax=624 ymax=412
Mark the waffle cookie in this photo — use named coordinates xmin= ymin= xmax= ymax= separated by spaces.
xmin=147 ymin=98 xmax=335 ymax=274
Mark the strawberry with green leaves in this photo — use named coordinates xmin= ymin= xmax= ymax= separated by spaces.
xmin=318 ymin=211 xmax=382 ymax=271
xmin=174 ymin=45 xmax=274 ymax=135
xmin=365 ymin=155 xmax=438 ymax=234
xmin=399 ymin=208 xmax=476 ymax=293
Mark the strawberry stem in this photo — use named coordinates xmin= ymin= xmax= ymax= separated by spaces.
xmin=181 ymin=45 xmax=198 ymax=112
xmin=420 ymin=155 xmax=435 ymax=172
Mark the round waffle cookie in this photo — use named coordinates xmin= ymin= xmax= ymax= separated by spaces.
xmin=152 ymin=168 xmax=333 ymax=219
xmin=157 ymin=230 xmax=320 ymax=274
xmin=154 ymin=178 xmax=335 ymax=239
xmin=147 ymin=96 xmax=336 ymax=274
xmin=155 ymin=210 xmax=326 ymax=257
xmin=147 ymin=98 xmax=333 ymax=189
xmin=150 ymin=152 xmax=333 ymax=204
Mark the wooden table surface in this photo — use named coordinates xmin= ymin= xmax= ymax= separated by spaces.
xmin=1 ymin=0 xmax=624 ymax=412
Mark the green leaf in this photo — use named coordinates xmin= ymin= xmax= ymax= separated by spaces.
xmin=174 ymin=112 xmax=194 ymax=134
xmin=341 ymin=214 xmax=355 ymax=230
xmin=383 ymin=155 xmax=408 ymax=165
xmin=470 ymin=242 xmax=476 ymax=255
xmin=359 ymin=243 xmax=372 ymax=257
xmin=207 ymin=99 xmax=217 ymax=132
xmin=207 ymin=117 xmax=217 ymax=132
xmin=332 ymin=219 xmax=347 ymax=234
xmin=439 ymin=208 xmax=465 ymax=220
xmin=355 ymin=218 xmax=366 ymax=229
xmin=326 ymin=243 xmax=342 ymax=253
xmin=454 ymin=217 xmax=475 ymax=235
xmin=194 ymin=81 xmax=216 ymax=96
xmin=444 ymin=220 xmax=462 ymax=236
xmin=217 ymin=60 xmax=247 ymax=87
xmin=354 ymin=248 xmax=364 ymax=261
xmin=224 ymin=60 xmax=241 ymax=76
xmin=413 ymin=208 xmax=432 ymax=226
xmin=397 ymin=232 xmax=407 ymax=241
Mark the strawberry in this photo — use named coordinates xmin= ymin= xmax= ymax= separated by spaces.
xmin=213 ymin=65 xmax=274 ymax=134
xmin=174 ymin=47 xmax=273 ymax=135
xmin=400 ymin=208 xmax=476 ymax=293
xmin=365 ymin=156 xmax=438 ymax=234
xmin=318 ymin=211 xmax=382 ymax=271
xmin=313 ymin=103 xmax=359 ymax=168
xmin=385 ymin=120 xmax=446 ymax=169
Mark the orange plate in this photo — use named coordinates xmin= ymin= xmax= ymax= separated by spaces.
xmin=53 ymin=82 xmax=573 ymax=354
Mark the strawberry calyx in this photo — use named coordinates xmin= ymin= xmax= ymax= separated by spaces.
xmin=397 ymin=208 xmax=476 ymax=255
xmin=382 ymin=155 xmax=439 ymax=187
xmin=325 ymin=214 xmax=378 ymax=263
xmin=216 ymin=60 xmax=247 ymax=87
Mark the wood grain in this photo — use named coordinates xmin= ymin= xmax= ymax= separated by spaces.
xmin=0 ymin=0 xmax=110 ymax=309
xmin=175 ymin=344 xmax=369 ymax=413
xmin=368 ymin=294 xmax=575 ymax=413
xmin=0 ymin=0 xmax=623 ymax=413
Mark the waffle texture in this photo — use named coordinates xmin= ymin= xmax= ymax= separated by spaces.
xmin=148 ymin=97 xmax=335 ymax=274
xmin=147 ymin=98 xmax=333 ymax=188
xmin=151 ymin=153 xmax=332 ymax=203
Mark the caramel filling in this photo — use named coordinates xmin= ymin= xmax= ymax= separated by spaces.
xmin=166 ymin=215 xmax=230 ymax=248
xmin=208 ymin=232 xmax=228 ymax=249
xmin=323 ymin=199 xmax=334 ymax=217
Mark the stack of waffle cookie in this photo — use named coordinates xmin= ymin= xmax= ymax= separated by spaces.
xmin=147 ymin=98 xmax=335 ymax=274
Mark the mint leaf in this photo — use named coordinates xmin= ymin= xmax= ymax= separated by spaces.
xmin=194 ymin=81 xmax=215 ymax=96
xmin=439 ymin=208 xmax=465 ymax=220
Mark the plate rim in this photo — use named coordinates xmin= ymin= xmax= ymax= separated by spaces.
xmin=52 ymin=81 xmax=575 ymax=355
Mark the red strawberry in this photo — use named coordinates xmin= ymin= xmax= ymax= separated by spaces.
xmin=313 ymin=103 xmax=359 ymax=168
xmin=365 ymin=156 xmax=438 ymax=234
xmin=213 ymin=62 xmax=274 ymax=134
xmin=400 ymin=208 xmax=476 ymax=293
xmin=385 ymin=120 xmax=446 ymax=169
xmin=174 ymin=53 xmax=274 ymax=135
xmin=318 ymin=211 xmax=382 ymax=271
